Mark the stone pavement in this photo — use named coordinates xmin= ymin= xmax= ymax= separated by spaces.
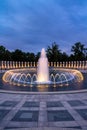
xmin=0 ymin=91 xmax=87 ymax=130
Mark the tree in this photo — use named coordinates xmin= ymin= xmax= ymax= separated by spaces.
xmin=0 ymin=45 xmax=12 ymax=60
xmin=0 ymin=45 xmax=6 ymax=60
xmin=71 ymin=42 xmax=87 ymax=60
xmin=35 ymin=52 xmax=40 ymax=62
xmin=26 ymin=52 xmax=35 ymax=62
xmin=61 ymin=52 xmax=69 ymax=61
xmin=4 ymin=50 xmax=12 ymax=60
xmin=11 ymin=49 xmax=26 ymax=61
xmin=46 ymin=42 xmax=61 ymax=62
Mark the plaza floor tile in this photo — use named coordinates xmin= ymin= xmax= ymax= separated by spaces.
xmin=22 ymin=101 xmax=39 ymax=107
xmin=0 ymin=101 xmax=19 ymax=107
xmin=0 ymin=109 xmax=10 ymax=121
xmin=47 ymin=101 xmax=64 ymax=107
xmin=47 ymin=110 xmax=74 ymax=121
xmin=76 ymin=109 xmax=87 ymax=120
xmin=67 ymin=100 xmax=86 ymax=107
xmin=11 ymin=110 xmax=39 ymax=122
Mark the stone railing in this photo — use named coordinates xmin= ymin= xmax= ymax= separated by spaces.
xmin=0 ymin=61 xmax=87 ymax=70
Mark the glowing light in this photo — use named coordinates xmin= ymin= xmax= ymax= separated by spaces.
xmin=2 ymin=68 xmax=84 ymax=87
xmin=37 ymin=48 xmax=49 ymax=83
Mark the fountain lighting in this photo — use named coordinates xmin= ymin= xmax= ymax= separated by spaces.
xmin=2 ymin=48 xmax=84 ymax=88
xmin=37 ymin=48 xmax=49 ymax=83
xmin=3 ymin=48 xmax=83 ymax=90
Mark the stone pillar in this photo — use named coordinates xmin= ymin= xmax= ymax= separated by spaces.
xmin=21 ymin=62 xmax=23 ymax=68
xmin=10 ymin=61 xmax=12 ymax=68
xmin=0 ymin=61 xmax=1 ymax=70
xmin=37 ymin=62 xmax=38 ymax=67
xmin=48 ymin=62 xmax=50 ymax=67
xmin=62 ymin=62 xmax=64 ymax=68
xmin=60 ymin=62 xmax=62 ymax=67
xmin=86 ymin=61 xmax=87 ymax=69
xmin=54 ymin=62 xmax=56 ymax=67
xmin=51 ymin=62 xmax=53 ymax=67
xmin=16 ymin=61 xmax=17 ymax=68
xmin=73 ymin=61 xmax=76 ymax=68
xmin=13 ymin=61 xmax=15 ymax=68
xmin=4 ymin=61 xmax=6 ymax=69
xmin=76 ymin=61 xmax=78 ymax=68
xmin=79 ymin=61 xmax=82 ymax=68
xmin=82 ymin=61 xmax=85 ymax=69
xmin=57 ymin=62 xmax=59 ymax=67
xmin=71 ymin=61 xmax=73 ymax=68
xmin=25 ymin=62 xmax=26 ymax=68
xmin=27 ymin=62 xmax=29 ymax=67
xmin=18 ymin=61 xmax=20 ymax=68
xmin=1 ymin=61 xmax=4 ymax=69
xmin=68 ymin=61 xmax=70 ymax=68
xmin=7 ymin=61 xmax=9 ymax=69
xmin=66 ymin=62 xmax=68 ymax=68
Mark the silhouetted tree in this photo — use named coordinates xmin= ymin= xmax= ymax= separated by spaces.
xmin=0 ymin=42 xmax=87 ymax=62
xmin=11 ymin=49 xmax=26 ymax=61
xmin=0 ymin=45 xmax=11 ymax=60
xmin=0 ymin=45 xmax=6 ymax=60
xmin=35 ymin=52 xmax=40 ymax=62
xmin=71 ymin=42 xmax=87 ymax=60
xmin=46 ymin=42 xmax=61 ymax=62
xmin=26 ymin=52 xmax=35 ymax=62
xmin=4 ymin=50 xmax=12 ymax=60
xmin=61 ymin=52 xmax=69 ymax=61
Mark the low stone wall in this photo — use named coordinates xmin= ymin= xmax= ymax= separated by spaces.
xmin=0 ymin=61 xmax=87 ymax=69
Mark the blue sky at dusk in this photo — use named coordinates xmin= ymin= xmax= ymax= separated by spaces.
xmin=0 ymin=0 xmax=87 ymax=54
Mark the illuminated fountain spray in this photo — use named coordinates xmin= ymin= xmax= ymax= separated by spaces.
xmin=37 ymin=48 xmax=49 ymax=83
xmin=2 ymin=48 xmax=83 ymax=87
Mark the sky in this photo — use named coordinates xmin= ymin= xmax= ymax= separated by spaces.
xmin=0 ymin=0 xmax=87 ymax=54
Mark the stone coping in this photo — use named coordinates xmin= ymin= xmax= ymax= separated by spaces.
xmin=5 ymin=127 xmax=79 ymax=130
xmin=0 ymin=88 xmax=87 ymax=95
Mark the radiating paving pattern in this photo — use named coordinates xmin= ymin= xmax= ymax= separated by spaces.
xmin=0 ymin=92 xmax=87 ymax=130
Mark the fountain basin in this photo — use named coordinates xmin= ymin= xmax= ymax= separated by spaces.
xmin=0 ymin=48 xmax=85 ymax=92
xmin=2 ymin=68 xmax=83 ymax=86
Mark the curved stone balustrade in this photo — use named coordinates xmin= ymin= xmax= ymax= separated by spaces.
xmin=0 ymin=60 xmax=87 ymax=69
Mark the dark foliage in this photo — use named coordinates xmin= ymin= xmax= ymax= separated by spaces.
xmin=0 ymin=42 xmax=87 ymax=61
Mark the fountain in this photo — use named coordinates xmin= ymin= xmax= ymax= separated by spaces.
xmin=37 ymin=48 xmax=49 ymax=83
xmin=2 ymin=48 xmax=84 ymax=90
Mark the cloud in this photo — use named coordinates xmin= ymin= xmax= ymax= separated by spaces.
xmin=0 ymin=0 xmax=87 ymax=53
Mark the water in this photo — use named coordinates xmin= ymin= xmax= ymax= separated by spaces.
xmin=2 ymin=48 xmax=84 ymax=92
xmin=0 ymin=72 xmax=87 ymax=92
xmin=37 ymin=48 xmax=49 ymax=83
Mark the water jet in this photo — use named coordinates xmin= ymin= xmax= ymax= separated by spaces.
xmin=2 ymin=48 xmax=84 ymax=92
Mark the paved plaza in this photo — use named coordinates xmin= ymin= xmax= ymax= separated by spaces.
xmin=0 ymin=91 xmax=87 ymax=130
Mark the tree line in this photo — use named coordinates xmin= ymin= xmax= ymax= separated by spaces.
xmin=0 ymin=42 xmax=87 ymax=62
